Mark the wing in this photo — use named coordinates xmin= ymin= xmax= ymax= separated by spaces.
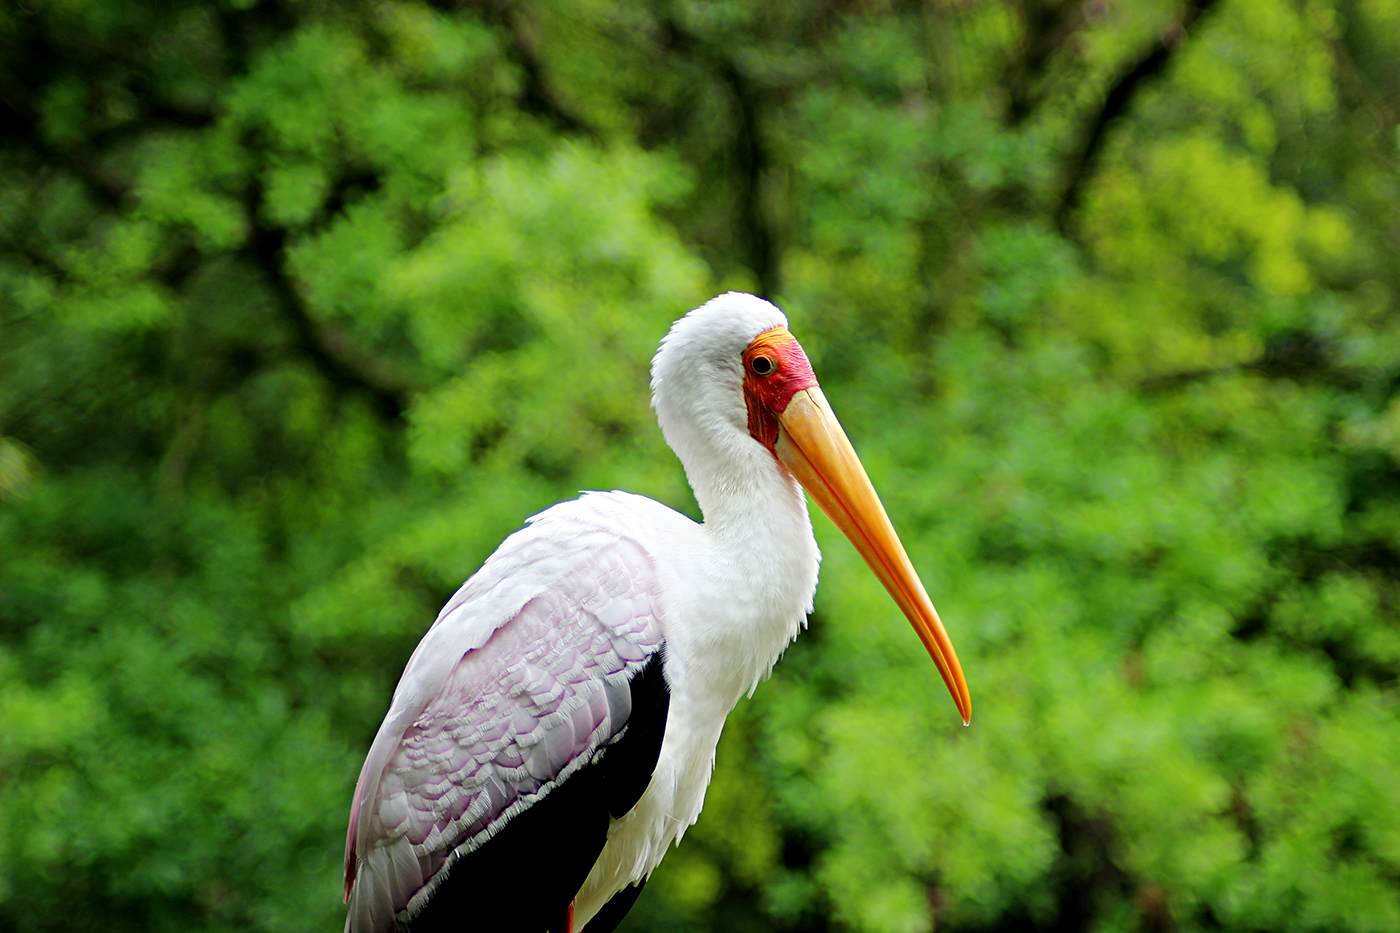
xmin=345 ymin=499 xmax=668 ymax=933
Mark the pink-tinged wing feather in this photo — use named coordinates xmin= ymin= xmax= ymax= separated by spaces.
xmin=344 ymin=496 xmax=665 ymax=933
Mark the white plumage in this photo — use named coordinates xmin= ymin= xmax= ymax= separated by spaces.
xmin=344 ymin=293 xmax=968 ymax=932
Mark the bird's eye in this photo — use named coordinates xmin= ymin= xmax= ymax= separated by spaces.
xmin=751 ymin=356 xmax=775 ymax=376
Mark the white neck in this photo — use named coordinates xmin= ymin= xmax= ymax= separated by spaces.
xmin=656 ymin=386 xmax=820 ymax=704
xmin=647 ymin=292 xmax=823 ymax=698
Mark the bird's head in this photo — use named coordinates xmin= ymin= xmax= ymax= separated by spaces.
xmin=654 ymin=293 xmax=971 ymax=725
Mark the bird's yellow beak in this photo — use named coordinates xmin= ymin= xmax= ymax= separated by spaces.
xmin=775 ymin=387 xmax=971 ymax=725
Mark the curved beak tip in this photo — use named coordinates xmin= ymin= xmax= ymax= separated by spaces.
xmin=774 ymin=387 xmax=971 ymax=726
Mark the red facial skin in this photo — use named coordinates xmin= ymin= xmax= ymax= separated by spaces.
xmin=742 ymin=326 xmax=819 ymax=452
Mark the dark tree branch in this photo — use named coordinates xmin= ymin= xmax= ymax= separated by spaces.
xmin=244 ymin=176 xmax=422 ymax=421
xmin=718 ymin=55 xmax=778 ymax=298
xmin=1139 ymin=330 xmax=1368 ymax=392
xmin=1005 ymin=0 xmax=1091 ymax=127
xmin=0 ymin=12 xmax=420 ymax=422
xmin=445 ymin=0 xmax=598 ymax=138
xmin=87 ymin=104 xmax=217 ymax=151
xmin=0 ymin=65 xmax=135 ymax=207
xmin=1054 ymin=0 xmax=1224 ymax=233
xmin=0 ymin=235 xmax=68 ymax=280
xmin=247 ymin=224 xmax=420 ymax=420
xmin=1044 ymin=794 xmax=1135 ymax=933
xmin=655 ymin=14 xmax=779 ymax=297
xmin=502 ymin=9 xmax=597 ymax=137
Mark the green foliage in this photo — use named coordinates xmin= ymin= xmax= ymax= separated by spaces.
xmin=2 ymin=0 xmax=1399 ymax=931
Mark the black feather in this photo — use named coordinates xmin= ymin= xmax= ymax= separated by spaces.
xmin=405 ymin=649 xmax=671 ymax=932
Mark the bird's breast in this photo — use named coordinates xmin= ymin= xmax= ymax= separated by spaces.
xmin=571 ymin=671 xmax=734 ymax=928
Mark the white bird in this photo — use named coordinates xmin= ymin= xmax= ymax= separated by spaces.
xmin=343 ymin=293 xmax=970 ymax=933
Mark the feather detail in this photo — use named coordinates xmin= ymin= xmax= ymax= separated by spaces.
xmin=345 ymin=500 xmax=665 ymax=933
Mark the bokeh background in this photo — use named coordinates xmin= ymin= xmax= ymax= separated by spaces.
xmin=2 ymin=0 xmax=1399 ymax=931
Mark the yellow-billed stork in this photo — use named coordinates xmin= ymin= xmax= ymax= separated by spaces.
xmin=343 ymin=293 xmax=970 ymax=932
